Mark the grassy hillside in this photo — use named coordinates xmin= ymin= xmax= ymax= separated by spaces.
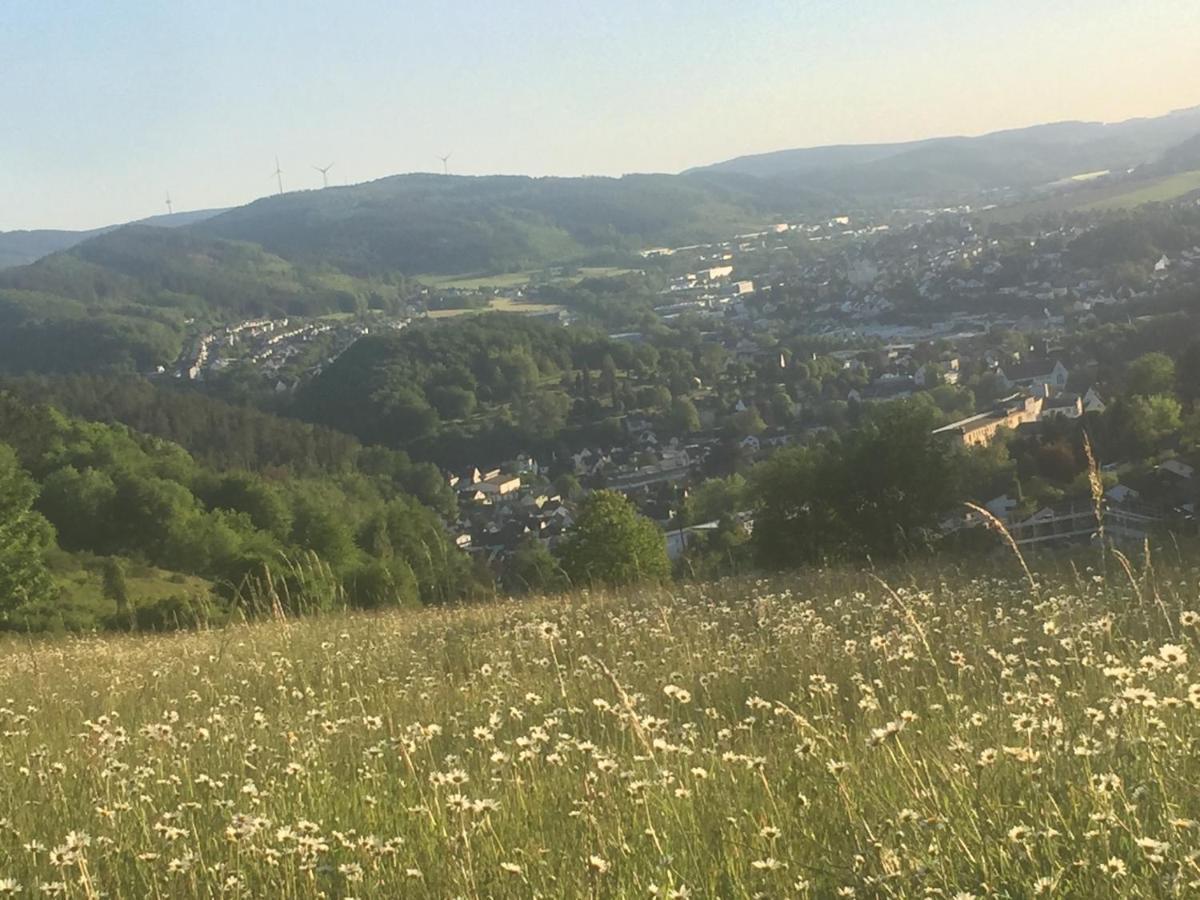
xmin=2 ymin=555 xmax=1197 ymax=896
xmin=195 ymin=173 xmax=784 ymax=276
xmin=979 ymin=169 xmax=1200 ymax=224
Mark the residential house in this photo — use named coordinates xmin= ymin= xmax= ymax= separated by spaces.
xmin=985 ymin=494 xmax=1020 ymax=521
xmin=997 ymin=359 xmax=1069 ymax=396
xmin=665 ymin=521 xmax=721 ymax=561
xmin=1158 ymin=459 xmax=1195 ymax=481
xmin=1106 ymin=484 xmax=1140 ymax=504
xmin=1041 ymin=392 xmax=1083 ymax=420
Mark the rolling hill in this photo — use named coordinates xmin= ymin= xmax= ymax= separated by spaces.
xmin=0 ymin=226 xmax=413 ymax=375
xmin=193 ymin=172 xmax=804 ymax=276
xmin=692 ymin=105 xmax=1200 ymax=202
xmin=0 ymin=208 xmax=227 ymax=270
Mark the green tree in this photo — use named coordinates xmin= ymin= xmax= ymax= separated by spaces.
xmin=291 ymin=497 xmax=358 ymax=572
xmin=102 ymin=557 xmax=131 ymax=625
xmin=1122 ymin=394 xmax=1183 ymax=454
xmin=428 ymin=385 xmax=477 ymax=420
xmin=556 ymin=491 xmax=670 ymax=587
xmin=350 ymin=558 xmax=419 ymax=609
xmin=0 ymin=444 xmax=57 ymax=616
xmin=683 ymin=474 xmax=747 ymax=526
xmin=666 ymin=397 xmax=701 ymax=434
xmin=751 ymin=401 xmax=958 ymax=566
xmin=554 ymin=473 xmax=583 ymax=501
xmin=203 ymin=472 xmax=293 ymax=541
xmin=503 ymin=539 xmax=568 ymax=595
xmin=517 ymin=391 xmax=571 ymax=438
xmin=1178 ymin=339 xmax=1200 ymax=407
xmin=1127 ymin=352 xmax=1177 ymax=397
xmin=732 ymin=407 xmax=767 ymax=438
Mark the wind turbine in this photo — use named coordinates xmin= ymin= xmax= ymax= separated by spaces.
xmin=313 ymin=162 xmax=335 ymax=188
xmin=438 ymin=153 xmax=452 ymax=176
xmin=271 ymin=156 xmax=284 ymax=195
xmin=165 ymin=192 xmax=174 ymax=216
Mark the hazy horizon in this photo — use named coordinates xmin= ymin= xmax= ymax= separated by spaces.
xmin=4 ymin=0 xmax=1199 ymax=231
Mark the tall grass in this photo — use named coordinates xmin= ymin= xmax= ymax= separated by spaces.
xmin=1 ymin=556 xmax=1199 ymax=896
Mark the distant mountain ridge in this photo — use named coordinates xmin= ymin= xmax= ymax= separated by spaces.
xmin=690 ymin=105 xmax=1200 ymax=201
xmin=0 ymin=208 xmax=227 ymax=270
xmin=3 ymin=103 xmax=1199 ymax=285
xmin=192 ymin=172 xmax=796 ymax=276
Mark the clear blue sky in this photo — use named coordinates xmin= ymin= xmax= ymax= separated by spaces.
xmin=2 ymin=0 xmax=1198 ymax=230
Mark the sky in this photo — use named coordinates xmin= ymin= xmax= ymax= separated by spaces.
xmin=2 ymin=0 xmax=1198 ymax=231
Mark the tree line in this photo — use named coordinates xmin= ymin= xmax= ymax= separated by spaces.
xmin=0 ymin=393 xmax=484 ymax=631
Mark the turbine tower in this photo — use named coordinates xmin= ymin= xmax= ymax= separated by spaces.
xmin=438 ymin=153 xmax=452 ymax=176
xmin=271 ymin=156 xmax=284 ymax=195
xmin=313 ymin=162 xmax=335 ymax=188
xmin=165 ymin=193 xmax=174 ymax=216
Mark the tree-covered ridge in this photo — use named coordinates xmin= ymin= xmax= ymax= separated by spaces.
xmin=0 ymin=225 xmax=416 ymax=376
xmin=196 ymin=173 xmax=781 ymax=275
xmin=694 ymin=106 xmax=1200 ymax=200
xmin=298 ymin=313 xmax=620 ymax=456
xmin=0 ymin=375 xmax=453 ymax=514
xmin=0 ymin=225 xmax=413 ymax=319
xmin=0 ymin=392 xmax=479 ymax=630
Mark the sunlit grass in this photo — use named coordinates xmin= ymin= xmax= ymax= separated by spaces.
xmin=3 ymin=557 xmax=1200 ymax=896
xmin=982 ymin=169 xmax=1200 ymax=223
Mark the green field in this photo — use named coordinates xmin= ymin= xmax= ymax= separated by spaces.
xmin=4 ymin=554 xmax=1200 ymax=897
xmin=420 ymin=271 xmax=537 ymax=291
xmin=426 ymin=297 xmax=564 ymax=319
xmin=981 ymin=169 xmax=1200 ymax=223
xmin=419 ymin=266 xmax=635 ymax=292
xmin=1079 ymin=170 xmax=1200 ymax=211
xmin=39 ymin=555 xmax=216 ymax=631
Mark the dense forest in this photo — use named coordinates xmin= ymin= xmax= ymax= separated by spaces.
xmin=295 ymin=312 xmax=751 ymax=467
xmin=0 ymin=392 xmax=484 ymax=631
xmin=0 ymin=226 xmax=415 ymax=375
xmin=0 ymin=374 xmax=453 ymax=513
xmin=195 ymin=173 xmax=802 ymax=275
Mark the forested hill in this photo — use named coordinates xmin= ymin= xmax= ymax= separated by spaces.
xmin=194 ymin=172 xmax=805 ymax=275
xmin=0 ymin=225 xmax=411 ymax=318
xmin=0 ymin=390 xmax=481 ymax=630
xmin=0 ymin=208 xmax=226 ymax=270
xmin=0 ymin=226 xmax=414 ymax=375
xmin=692 ymin=106 xmax=1200 ymax=201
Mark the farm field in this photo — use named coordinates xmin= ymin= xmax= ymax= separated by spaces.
xmin=981 ymin=169 xmax=1200 ymax=223
xmin=1079 ymin=170 xmax=1200 ymax=212
xmin=425 ymin=297 xmax=564 ymax=319
xmin=419 ymin=266 xmax=636 ymax=292
xmin=3 ymin=559 xmax=1200 ymax=897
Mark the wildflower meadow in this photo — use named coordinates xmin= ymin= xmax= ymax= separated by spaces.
xmin=2 ymin=556 xmax=1200 ymax=897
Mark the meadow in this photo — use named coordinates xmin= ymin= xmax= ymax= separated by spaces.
xmin=419 ymin=267 xmax=636 ymax=292
xmin=3 ymin=554 xmax=1200 ymax=898
xmin=981 ymin=169 xmax=1200 ymax=224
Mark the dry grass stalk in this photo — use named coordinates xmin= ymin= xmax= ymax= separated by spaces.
xmin=1082 ymin=431 xmax=1106 ymax=549
xmin=964 ymin=501 xmax=1038 ymax=595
